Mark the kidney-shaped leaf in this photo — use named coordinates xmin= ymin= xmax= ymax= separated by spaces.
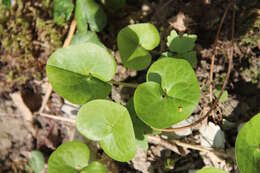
xmin=81 ymin=162 xmax=107 ymax=173
xmin=117 ymin=23 xmax=160 ymax=70
xmin=196 ymin=167 xmax=228 ymax=173
xmin=46 ymin=43 xmax=116 ymax=105
xmin=167 ymin=30 xmax=197 ymax=54
xmin=235 ymin=113 xmax=260 ymax=173
xmin=76 ymin=100 xmax=136 ymax=162
xmin=48 ymin=141 xmax=90 ymax=173
xmin=134 ymin=58 xmax=200 ymax=129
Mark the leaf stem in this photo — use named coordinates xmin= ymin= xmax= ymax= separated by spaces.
xmin=110 ymin=80 xmax=138 ymax=88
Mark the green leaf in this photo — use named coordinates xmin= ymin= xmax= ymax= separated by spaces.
xmin=53 ymin=0 xmax=74 ymax=26
xmin=134 ymin=58 xmax=200 ymax=128
xmin=75 ymin=0 xmax=89 ymax=33
xmin=29 ymin=151 xmax=45 ymax=173
xmin=167 ymin=29 xmax=197 ymax=54
xmin=48 ymin=141 xmax=90 ymax=173
xmin=85 ymin=0 xmax=107 ymax=32
xmin=117 ymin=23 xmax=160 ymax=70
xmin=46 ymin=43 xmax=116 ymax=104
xmin=81 ymin=162 xmax=107 ymax=173
xmin=196 ymin=167 xmax=228 ymax=173
xmin=71 ymin=32 xmax=103 ymax=47
xmin=127 ymin=98 xmax=153 ymax=150
xmin=214 ymin=89 xmax=228 ymax=103
xmin=76 ymin=100 xmax=136 ymax=162
xmin=160 ymin=52 xmax=197 ymax=68
xmin=235 ymin=113 xmax=260 ymax=173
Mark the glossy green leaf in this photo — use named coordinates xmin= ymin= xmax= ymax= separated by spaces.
xmin=76 ymin=100 xmax=136 ymax=162
xmin=235 ymin=113 xmax=260 ymax=173
xmin=81 ymin=162 xmax=107 ymax=173
xmin=75 ymin=0 xmax=89 ymax=33
xmin=117 ymin=23 xmax=160 ymax=70
xmin=53 ymin=0 xmax=74 ymax=26
xmin=127 ymin=98 xmax=152 ymax=150
xmin=167 ymin=30 xmax=197 ymax=54
xmin=196 ymin=167 xmax=228 ymax=173
xmin=134 ymin=58 xmax=200 ymax=128
xmin=48 ymin=141 xmax=90 ymax=173
xmin=71 ymin=32 xmax=103 ymax=47
xmin=29 ymin=151 xmax=45 ymax=173
xmin=160 ymin=51 xmax=197 ymax=68
xmin=85 ymin=0 xmax=107 ymax=32
xmin=46 ymin=43 xmax=116 ymax=104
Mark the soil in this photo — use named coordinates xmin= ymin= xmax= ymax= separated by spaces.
xmin=0 ymin=0 xmax=259 ymax=172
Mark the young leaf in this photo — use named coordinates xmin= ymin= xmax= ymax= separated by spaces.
xmin=117 ymin=23 xmax=160 ymax=70
xmin=29 ymin=151 xmax=45 ymax=173
xmin=75 ymin=0 xmax=89 ymax=33
xmin=196 ymin=167 xmax=228 ymax=173
xmin=48 ymin=141 xmax=90 ymax=173
xmin=127 ymin=98 xmax=153 ymax=150
xmin=167 ymin=30 xmax=197 ymax=54
xmin=235 ymin=113 xmax=260 ymax=173
xmin=76 ymin=99 xmax=136 ymax=162
xmin=134 ymin=58 xmax=200 ymax=128
xmin=85 ymin=0 xmax=107 ymax=32
xmin=81 ymin=161 xmax=107 ymax=173
xmin=71 ymin=32 xmax=103 ymax=47
xmin=46 ymin=43 xmax=116 ymax=104
xmin=53 ymin=0 xmax=74 ymax=26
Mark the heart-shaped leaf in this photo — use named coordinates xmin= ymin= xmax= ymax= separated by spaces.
xmin=81 ymin=162 xmax=107 ymax=173
xmin=48 ymin=141 xmax=90 ymax=173
xmin=235 ymin=113 xmax=260 ymax=173
xmin=53 ymin=0 xmax=74 ymax=26
xmin=167 ymin=30 xmax=197 ymax=54
xmin=76 ymin=99 xmax=136 ymax=162
xmin=134 ymin=58 xmax=200 ymax=128
xmin=117 ymin=23 xmax=160 ymax=70
xmin=76 ymin=0 xmax=107 ymax=32
xmin=46 ymin=43 xmax=116 ymax=105
xmin=196 ymin=167 xmax=228 ymax=173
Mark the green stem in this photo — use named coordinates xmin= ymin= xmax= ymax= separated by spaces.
xmin=110 ymin=80 xmax=138 ymax=88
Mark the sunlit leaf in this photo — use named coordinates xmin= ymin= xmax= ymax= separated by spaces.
xmin=235 ymin=113 xmax=260 ymax=173
xmin=76 ymin=100 xmax=136 ymax=162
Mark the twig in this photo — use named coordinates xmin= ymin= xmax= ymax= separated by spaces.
xmin=38 ymin=114 xmax=231 ymax=159
xmin=148 ymin=135 xmax=232 ymax=159
xmin=40 ymin=113 xmax=76 ymax=124
xmin=110 ymin=80 xmax=138 ymax=88
xmin=161 ymin=1 xmax=235 ymax=132
xmin=209 ymin=2 xmax=232 ymax=102
xmin=38 ymin=20 xmax=77 ymax=114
